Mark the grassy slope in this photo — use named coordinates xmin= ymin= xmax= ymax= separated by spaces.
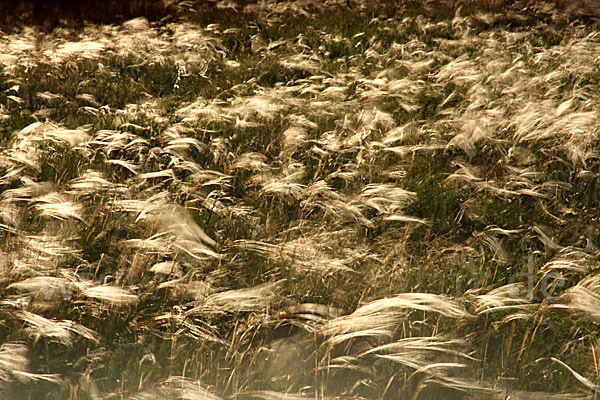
xmin=1 ymin=0 xmax=600 ymax=398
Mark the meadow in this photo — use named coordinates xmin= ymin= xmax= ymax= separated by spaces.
xmin=1 ymin=0 xmax=600 ymax=398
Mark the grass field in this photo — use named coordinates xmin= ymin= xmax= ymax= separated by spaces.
xmin=1 ymin=0 xmax=600 ymax=398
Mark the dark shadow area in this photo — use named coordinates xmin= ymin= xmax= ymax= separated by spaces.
xmin=0 ymin=0 xmax=183 ymax=31
xmin=1 ymin=0 xmax=599 ymax=33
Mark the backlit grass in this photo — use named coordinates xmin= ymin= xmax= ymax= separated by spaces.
xmin=1 ymin=1 xmax=600 ymax=399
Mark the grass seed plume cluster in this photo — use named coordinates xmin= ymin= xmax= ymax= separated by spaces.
xmin=1 ymin=0 xmax=600 ymax=399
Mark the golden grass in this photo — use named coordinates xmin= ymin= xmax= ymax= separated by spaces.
xmin=1 ymin=0 xmax=600 ymax=398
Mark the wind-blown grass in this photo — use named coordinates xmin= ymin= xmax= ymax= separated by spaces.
xmin=1 ymin=0 xmax=600 ymax=399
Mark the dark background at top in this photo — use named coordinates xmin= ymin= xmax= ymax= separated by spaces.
xmin=1 ymin=1 xmax=598 ymax=33
xmin=0 ymin=0 xmax=193 ymax=31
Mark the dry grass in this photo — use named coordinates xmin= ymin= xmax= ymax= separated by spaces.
xmin=1 ymin=0 xmax=600 ymax=399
